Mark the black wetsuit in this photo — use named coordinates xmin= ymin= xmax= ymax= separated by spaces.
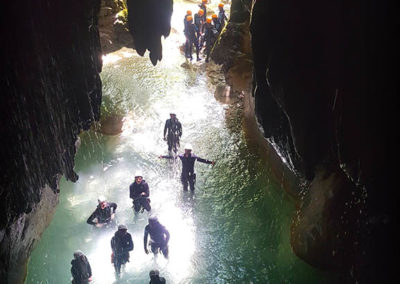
xmin=150 ymin=275 xmax=166 ymax=284
xmin=144 ymin=222 xmax=170 ymax=257
xmin=161 ymin=153 xmax=213 ymax=190
xmin=194 ymin=13 xmax=203 ymax=42
xmin=86 ymin=202 xmax=117 ymax=225
xmin=71 ymin=254 xmax=92 ymax=284
xmin=129 ymin=180 xmax=151 ymax=212
xmin=164 ymin=118 xmax=182 ymax=153
xmin=218 ymin=9 xmax=228 ymax=29
xmin=111 ymin=230 xmax=134 ymax=273
xmin=204 ymin=23 xmax=218 ymax=62
xmin=184 ymin=22 xmax=199 ymax=60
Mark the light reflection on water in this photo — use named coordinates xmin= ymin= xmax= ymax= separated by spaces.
xmin=26 ymin=1 xmax=328 ymax=283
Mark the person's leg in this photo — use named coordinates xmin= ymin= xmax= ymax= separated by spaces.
xmin=161 ymin=244 xmax=169 ymax=258
xmin=189 ymin=174 xmax=195 ymax=191
xmin=142 ymin=198 xmax=151 ymax=212
xmin=133 ymin=199 xmax=141 ymax=213
xmin=181 ymin=174 xmax=189 ymax=191
xmin=150 ymin=242 xmax=159 ymax=255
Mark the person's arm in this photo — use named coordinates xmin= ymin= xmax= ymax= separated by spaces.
xmin=163 ymin=120 xmax=169 ymax=139
xmin=164 ymin=228 xmax=170 ymax=245
xmin=178 ymin=121 xmax=182 ymax=137
xmin=71 ymin=261 xmax=78 ymax=279
xmin=86 ymin=210 xmax=97 ymax=225
xmin=195 ymin=156 xmax=214 ymax=165
xmin=127 ymin=234 xmax=134 ymax=251
xmin=159 ymin=155 xmax=175 ymax=159
xmin=129 ymin=184 xmax=134 ymax=199
xmin=111 ymin=236 xmax=115 ymax=252
xmin=109 ymin=202 xmax=117 ymax=212
xmin=144 ymin=227 xmax=149 ymax=254
xmin=142 ymin=183 xmax=150 ymax=197
xmin=87 ymin=259 xmax=92 ymax=278
xmin=224 ymin=11 xmax=228 ymax=21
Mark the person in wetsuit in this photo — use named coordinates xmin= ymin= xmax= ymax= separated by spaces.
xmin=217 ymin=3 xmax=228 ymax=30
xmin=71 ymin=250 xmax=92 ymax=284
xmin=111 ymin=224 xmax=134 ymax=274
xmin=183 ymin=10 xmax=192 ymax=55
xmin=129 ymin=171 xmax=151 ymax=213
xmin=144 ymin=217 xmax=170 ymax=258
xmin=212 ymin=14 xmax=222 ymax=33
xmin=194 ymin=9 xmax=205 ymax=44
xmin=203 ymin=17 xmax=219 ymax=62
xmin=184 ymin=16 xmax=200 ymax=61
xmin=86 ymin=196 xmax=117 ymax=227
xmin=163 ymin=112 xmax=182 ymax=154
xmin=160 ymin=143 xmax=215 ymax=191
xmin=149 ymin=269 xmax=166 ymax=284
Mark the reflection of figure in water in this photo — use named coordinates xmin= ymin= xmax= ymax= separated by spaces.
xmin=111 ymin=225 xmax=134 ymax=274
xmin=160 ymin=144 xmax=215 ymax=191
xmin=149 ymin=269 xmax=166 ymax=284
xmin=144 ymin=217 xmax=170 ymax=258
xmin=163 ymin=112 xmax=182 ymax=154
xmin=129 ymin=171 xmax=151 ymax=213
xmin=71 ymin=250 xmax=92 ymax=284
xmin=86 ymin=196 xmax=117 ymax=228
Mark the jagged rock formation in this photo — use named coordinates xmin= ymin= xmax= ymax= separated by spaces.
xmin=250 ymin=0 xmax=397 ymax=282
xmin=0 ymin=0 xmax=102 ymax=283
xmin=126 ymin=0 xmax=173 ymax=66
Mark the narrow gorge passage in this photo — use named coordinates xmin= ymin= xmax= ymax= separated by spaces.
xmin=27 ymin=2 xmax=328 ymax=283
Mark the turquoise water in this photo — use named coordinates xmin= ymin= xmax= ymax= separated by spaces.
xmin=26 ymin=1 xmax=328 ymax=283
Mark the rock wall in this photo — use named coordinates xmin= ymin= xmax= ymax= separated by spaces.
xmin=0 ymin=0 xmax=102 ymax=282
xmin=126 ymin=0 xmax=173 ymax=65
xmin=250 ymin=0 xmax=397 ymax=282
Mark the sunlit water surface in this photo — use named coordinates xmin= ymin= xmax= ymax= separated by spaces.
xmin=27 ymin=1 xmax=328 ymax=283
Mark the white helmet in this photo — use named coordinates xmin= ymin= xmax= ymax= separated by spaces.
xmin=134 ymin=171 xmax=143 ymax=178
xmin=169 ymin=111 xmax=177 ymax=116
xmin=184 ymin=143 xmax=193 ymax=150
xmin=97 ymin=196 xmax=106 ymax=203
xmin=118 ymin=224 xmax=127 ymax=230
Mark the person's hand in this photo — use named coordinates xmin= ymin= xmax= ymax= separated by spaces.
xmin=144 ymin=248 xmax=149 ymax=254
xmin=141 ymin=192 xmax=146 ymax=196
xmin=211 ymin=161 xmax=216 ymax=166
xmin=158 ymin=155 xmax=163 ymax=159
xmin=111 ymin=213 xmax=115 ymax=220
xmin=88 ymin=276 xmax=93 ymax=282
xmin=96 ymin=223 xmax=103 ymax=228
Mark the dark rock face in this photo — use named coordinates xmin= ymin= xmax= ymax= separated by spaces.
xmin=0 ymin=0 xmax=102 ymax=282
xmin=127 ymin=0 xmax=173 ymax=66
xmin=211 ymin=0 xmax=252 ymax=72
xmin=250 ymin=0 xmax=397 ymax=281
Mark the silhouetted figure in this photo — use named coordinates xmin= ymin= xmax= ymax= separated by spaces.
xmin=144 ymin=217 xmax=170 ymax=258
xmin=184 ymin=16 xmax=200 ymax=61
xmin=129 ymin=171 xmax=151 ymax=213
xmin=71 ymin=250 xmax=92 ymax=284
xmin=163 ymin=112 xmax=182 ymax=154
xmin=218 ymin=3 xmax=228 ymax=29
xmin=160 ymin=144 xmax=215 ymax=191
xmin=149 ymin=269 xmax=166 ymax=284
xmin=111 ymin=225 xmax=134 ymax=274
xmin=87 ymin=196 xmax=117 ymax=227
xmin=203 ymin=18 xmax=219 ymax=62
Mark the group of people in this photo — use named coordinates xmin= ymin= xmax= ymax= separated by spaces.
xmin=184 ymin=1 xmax=228 ymax=62
xmin=71 ymin=112 xmax=215 ymax=283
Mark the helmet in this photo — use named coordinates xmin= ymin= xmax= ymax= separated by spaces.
xmin=73 ymin=250 xmax=84 ymax=258
xmin=218 ymin=3 xmax=224 ymax=8
xmin=184 ymin=143 xmax=193 ymax=150
xmin=187 ymin=10 xmax=192 ymax=15
xmin=198 ymin=9 xmax=204 ymax=15
xmin=98 ymin=196 xmax=106 ymax=203
xmin=169 ymin=111 xmax=176 ymax=115
xmin=134 ymin=171 xmax=143 ymax=178
xmin=118 ymin=224 xmax=127 ymax=230
xmin=186 ymin=15 xmax=193 ymax=22
xmin=206 ymin=18 xmax=212 ymax=24
xmin=202 ymin=0 xmax=207 ymax=3
xmin=148 ymin=216 xmax=158 ymax=223
xmin=212 ymin=14 xmax=218 ymax=19
xmin=149 ymin=270 xmax=160 ymax=277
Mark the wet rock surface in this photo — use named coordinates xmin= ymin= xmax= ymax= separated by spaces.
xmin=250 ymin=0 xmax=397 ymax=281
xmin=0 ymin=0 xmax=102 ymax=282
